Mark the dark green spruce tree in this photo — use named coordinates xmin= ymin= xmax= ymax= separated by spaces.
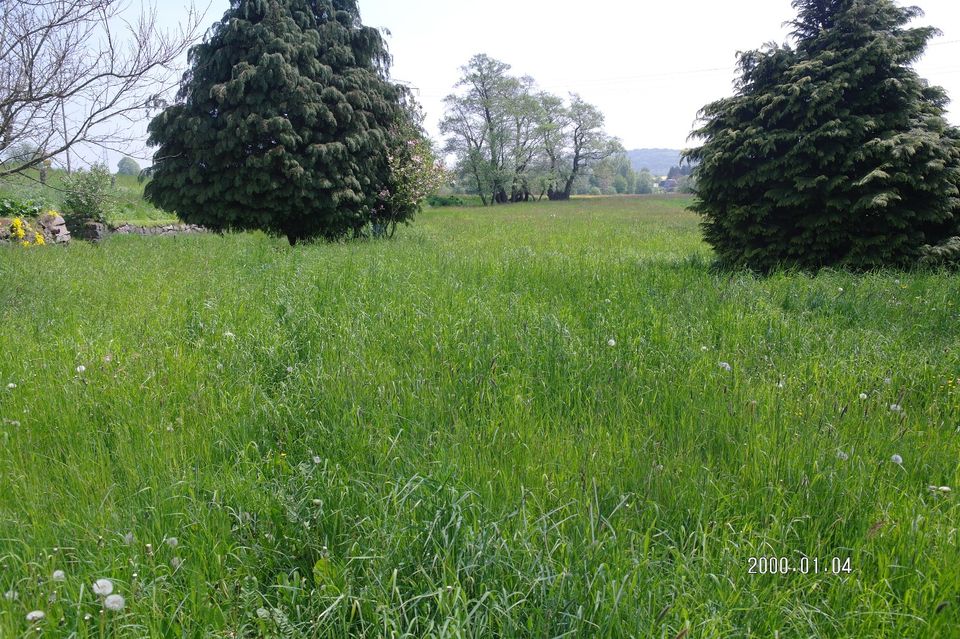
xmin=145 ymin=0 xmax=402 ymax=244
xmin=686 ymin=0 xmax=960 ymax=270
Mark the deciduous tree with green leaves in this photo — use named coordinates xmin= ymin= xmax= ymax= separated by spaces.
xmin=145 ymin=0 xmax=405 ymax=244
xmin=686 ymin=0 xmax=960 ymax=270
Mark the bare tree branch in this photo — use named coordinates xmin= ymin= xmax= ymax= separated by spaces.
xmin=0 ymin=0 xmax=206 ymax=178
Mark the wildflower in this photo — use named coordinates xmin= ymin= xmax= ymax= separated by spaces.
xmin=890 ymin=404 xmax=903 ymax=413
xmin=26 ymin=610 xmax=45 ymax=623
xmin=165 ymin=537 xmax=178 ymax=549
xmin=719 ymin=362 xmax=732 ymax=372
xmin=103 ymin=594 xmax=125 ymax=611
xmin=286 ymin=366 xmax=294 ymax=374
xmin=312 ymin=456 xmax=321 ymax=464
xmin=859 ymin=393 xmax=868 ymax=400
xmin=837 ymin=450 xmax=849 ymax=461
xmin=52 ymin=570 xmax=66 ymax=581
xmin=4 ymin=590 xmax=17 ymax=601
xmin=607 ymin=339 xmax=616 ymax=347
xmin=92 ymin=578 xmax=113 ymax=597
xmin=6 ymin=383 xmax=15 ymax=390
xmin=891 ymin=454 xmax=903 ymax=465
xmin=701 ymin=346 xmax=709 ymax=352
xmin=34 ymin=232 xmax=45 ymax=246
xmin=76 ymin=365 xmax=86 ymax=374
xmin=838 ymin=287 xmax=844 ymax=293
xmin=883 ymin=377 xmax=892 ymax=385
xmin=123 ymin=532 xmax=135 ymax=545
xmin=941 ymin=486 xmax=952 ymax=494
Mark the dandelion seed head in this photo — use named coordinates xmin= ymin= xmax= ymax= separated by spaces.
xmin=607 ymin=339 xmax=616 ymax=347
xmin=170 ymin=557 xmax=182 ymax=570
xmin=4 ymin=590 xmax=17 ymax=601
xmin=123 ymin=532 xmax=134 ymax=545
xmin=941 ymin=486 xmax=952 ymax=493
xmin=92 ymin=578 xmax=113 ymax=597
xmin=890 ymin=404 xmax=903 ymax=413
xmin=103 ymin=594 xmax=125 ymax=612
xmin=312 ymin=456 xmax=321 ymax=464
xmin=891 ymin=454 xmax=904 ymax=465
xmin=165 ymin=537 xmax=178 ymax=548
xmin=884 ymin=377 xmax=892 ymax=385
xmin=719 ymin=362 xmax=732 ymax=372
xmin=26 ymin=610 xmax=45 ymax=623
xmin=76 ymin=365 xmax=86 ymax=374
xmin=52 ymin=570 xmax=66 ymax=582
xmin=859 ymin=393 xmax=868 ymax=400
xmin=286 ymin=366 xmax=294 ymax=374
xmin=6 ymin=383 xmax=16 ymax=389
xmin=837 ymin=450 xmax=849 ymax=461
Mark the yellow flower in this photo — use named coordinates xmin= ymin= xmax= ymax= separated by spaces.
xmin=34 ymin=233 xmax=45 ymax=246
xmin=20 ymin=241 xmax=30 ymax=247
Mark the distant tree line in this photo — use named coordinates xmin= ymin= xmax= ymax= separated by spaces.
xmin=441 ymin=55 xmax=621 ymax=205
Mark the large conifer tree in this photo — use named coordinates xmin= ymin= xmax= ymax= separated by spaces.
xmin=686 ymin=0 xmax=960 ymax=270
xmin=145 ymin=0 xmax=401 ymax=244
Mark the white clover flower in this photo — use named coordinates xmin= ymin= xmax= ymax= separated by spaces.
xmin=26 ymin=610 xmax=45 ymax=623
xmin=607 ymin=339 xmax=616 ymax=347
xmin=837 ymin=450 xmax=849 ymax=461
xmin=859 ymin=393 xmax=868 ymax=400
xmin=6 ymin=383 xmax=16 ymax=390
xmin=891 ymin=454 xmax=904 ymax=465
xmin=92 ymin=578 xmax=113 ymax=597
xmin=165 ymin=537 xmax=178 ymax=549
xmin=719 ymin=362 xmax=732 ymax=372
xmin=103 ymin=594 xmax=125 ymax=611
xmin=890 ymin=404 xmax=903 ymax=413
xmin=52 ymin=570 xmax=66 ymax=582
xmin=76 ymin=365 xmax=86 ymax=374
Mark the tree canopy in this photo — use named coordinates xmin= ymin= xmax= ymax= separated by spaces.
xmin=441 ymin=55 xmax=620 ymax=205
xmin=145 ymin=0 xmax=411 ymax=244
xmin=686 ymin=0 xmax=960 ymax=270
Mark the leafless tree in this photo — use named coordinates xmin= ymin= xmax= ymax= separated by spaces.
xmin=0 ymin=0 xmax=205 ymax=178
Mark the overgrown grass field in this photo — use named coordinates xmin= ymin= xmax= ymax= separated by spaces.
xmin=1 ymin=196 xmax=958 ymax=637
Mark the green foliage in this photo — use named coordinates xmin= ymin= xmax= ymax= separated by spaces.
xmin=426 ymin=194 xmax=465 ymax=207
xmin=634 ymin=169 xmax=656 ymax=194
xmin=920 ymin=236 xmax=960 ymax=267
xmin=686 ymin=0 xmax=960 ymax=271
xmin=145 ymin=0 xmax=402 ymax=244
xmin=0 ymin=197 xmax=43 ymax=219
xmin=116 ymin=157 xmax=141 ymax=177
xmin=61 ymin=164 xmax=113 ymax=225
xmin=371 ymin=112 xmax=447 ymax=237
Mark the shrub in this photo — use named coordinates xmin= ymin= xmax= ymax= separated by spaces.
xmin=426 ymin=195 xmax=465 ymax=207
xmin=0 ymin=198 xmax=43 ymax=219
xmin=61 ymin=164 xmax=113 ymax=226
xmin=686 ymin=0 xmax=960 ymax=271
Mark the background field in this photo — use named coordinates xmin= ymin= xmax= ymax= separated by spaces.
xmin=1 ymin=197 xmax=959 ymax=637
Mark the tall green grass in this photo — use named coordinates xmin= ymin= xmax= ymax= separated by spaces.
xmin=1 ymin=197 xmax=958 ymax=637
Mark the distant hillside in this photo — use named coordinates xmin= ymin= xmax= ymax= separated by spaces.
xmin=626 ymin=149 xmax=683 ymax=177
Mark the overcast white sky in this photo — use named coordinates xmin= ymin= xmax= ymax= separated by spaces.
xmin=132 ymin=0 xmax=960 ymax=164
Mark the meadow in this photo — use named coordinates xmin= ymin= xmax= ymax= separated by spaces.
xmin=1 ymin=196 xmax=959 ymax=637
